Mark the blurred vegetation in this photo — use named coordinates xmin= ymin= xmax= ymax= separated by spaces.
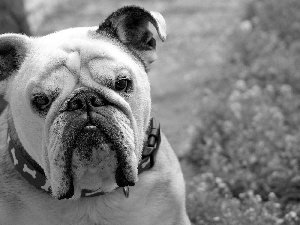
xmin=187 ymin=173 xmax=298 ymax=225
xmin=0 ymin=0 xmax=31 ymax=34
xmin=186 ymin=0 xmax=300 ymax=224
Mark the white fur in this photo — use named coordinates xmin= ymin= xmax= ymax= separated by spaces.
xmin=0 ymin=21 xmax=190 ymax=225
xmin=3 ymin=27 xmax=150 ymax=198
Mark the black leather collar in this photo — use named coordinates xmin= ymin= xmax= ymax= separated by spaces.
xmin=8 ymin=118 xmax=161 ymax=198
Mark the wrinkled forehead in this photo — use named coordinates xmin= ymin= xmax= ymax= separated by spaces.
xmin=21 ymin=29 xmax=145 ymax=91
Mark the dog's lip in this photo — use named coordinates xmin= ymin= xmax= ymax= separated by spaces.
xmin=84 ymin=122 xmax=98 ymax=130
xmin=48 ymin=106 xmax=137 ymax=198
xmin=85 ymin=125 xmax=97 ymax=129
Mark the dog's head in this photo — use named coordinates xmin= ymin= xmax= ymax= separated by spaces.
xmin=0 ymin=6 xmax=166 ymax=200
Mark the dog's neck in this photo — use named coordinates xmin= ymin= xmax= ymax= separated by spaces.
xmin=7 ymin=116 xmax=161 ymax=199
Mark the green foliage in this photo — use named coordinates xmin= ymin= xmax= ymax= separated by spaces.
xmin=187 ymin=173 xmax=299 ymax=225
xmin=243 ymin=0 xmax=300 ymax=44
xmin=186 ymin=0 xmax=300 ymax=223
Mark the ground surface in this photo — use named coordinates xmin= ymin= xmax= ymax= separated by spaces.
xmin=26 ymin=0 xmax=245 ymax=159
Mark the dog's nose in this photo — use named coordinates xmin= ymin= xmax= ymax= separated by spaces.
xmin=67 ymin=91 xmax=105 ymax=111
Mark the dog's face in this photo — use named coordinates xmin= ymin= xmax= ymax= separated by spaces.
xmin=0 ymin=6 xmax=166 ymax=199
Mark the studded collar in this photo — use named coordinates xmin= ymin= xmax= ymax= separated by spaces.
xmin=8 ymin=118 xmax=161 ymax=198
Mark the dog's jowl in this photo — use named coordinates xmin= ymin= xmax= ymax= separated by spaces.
xmin=0 ymin=6 xmax=191 ymax=225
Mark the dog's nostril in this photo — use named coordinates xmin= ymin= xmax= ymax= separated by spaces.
xmin=67 ymin=92 xmax=105 ymax=111
xmin=90 ymin=96 xmax=102 ymax=107
xmin=90 ymin=96 xmax=100 ymax=107
xmin=68 ymin=98 xmax=84 ymax=111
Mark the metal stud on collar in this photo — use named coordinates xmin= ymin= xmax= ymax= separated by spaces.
xmin=123 ymin=186 xmax=130 ymax=198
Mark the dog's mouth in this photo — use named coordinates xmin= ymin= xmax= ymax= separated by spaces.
xmin=71 ymin=124 xmax=117 ymax=195
xmin=46 ymin=106 xmax=138 ymax=200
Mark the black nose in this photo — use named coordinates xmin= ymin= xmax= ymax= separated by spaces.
xmin=67 ymin=91 xmax=105 ymax=111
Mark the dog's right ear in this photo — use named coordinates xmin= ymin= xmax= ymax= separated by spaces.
xmin=97 ymin=6 xmax=166 ymax=71
xmin=0 ymin=34 xmax=29 ymax=94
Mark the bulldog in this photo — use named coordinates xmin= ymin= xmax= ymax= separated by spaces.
xmin=0 ymin=5 xmax=191 ymax=225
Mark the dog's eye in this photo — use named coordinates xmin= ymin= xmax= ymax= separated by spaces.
xmin=115 ymin=79 xmax=129 ymax=91
xmin=32 ymin=94 xmax=51 ymax=110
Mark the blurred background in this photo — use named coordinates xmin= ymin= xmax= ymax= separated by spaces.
xmin=2 ymin=0 xmax=300 ymax=224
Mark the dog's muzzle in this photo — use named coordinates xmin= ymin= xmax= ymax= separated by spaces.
xmin=67 ymin=90 xmax=106 ymax=112
xmin=45 ymin=88 xmax=139 ymax=199
xmin=8 ymin=117 xmax=161 ymax=199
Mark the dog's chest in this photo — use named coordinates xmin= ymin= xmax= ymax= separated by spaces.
xmin=21 ymin=189 xmax=175 ymax=225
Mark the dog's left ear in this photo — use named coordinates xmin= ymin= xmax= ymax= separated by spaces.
xmin=98 ymin=6 xmax=166 ymax=70
xmin=0 ymin=34 xmax=29 ymax=95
